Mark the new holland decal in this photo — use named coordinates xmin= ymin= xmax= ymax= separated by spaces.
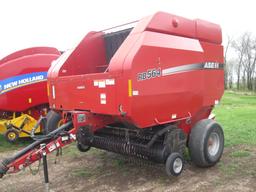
xmin=0 ymin=72 xmax=47 ymax=95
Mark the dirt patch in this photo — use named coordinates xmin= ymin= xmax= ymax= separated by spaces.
xmin=0 ymin=144 xmax=255 ymax=192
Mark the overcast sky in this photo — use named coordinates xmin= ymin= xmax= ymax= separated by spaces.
xmin=0 ymin=0 xmax=255 ymax=58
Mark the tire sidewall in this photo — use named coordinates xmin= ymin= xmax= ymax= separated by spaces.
xmin=5 ymin=129 xmax=19 ymax=143
xmin=189 ymin=119 xmax=224 ymax=167
xmin=45 ymin=110 xmax=62 ymax=134
xmin=204 ymin=122 xmax=224 ymax=164
xmin=166 ymin=153 xmax=183 ymax=176
xmin=77 ymin=143 xmax=91 ymax=152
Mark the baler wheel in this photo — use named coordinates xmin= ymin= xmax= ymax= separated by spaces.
xmin=188 ymin=119 xmax=224 ymax=167
xmin=77 ymin=143 xmax=91 ymax=152
xmin=165 ymin=152 xmax=184 ymax=176
xmin=4 ymin=129 xmax=19 ymax=143
xmin=44 ymin=110 xmax=62 ymax=134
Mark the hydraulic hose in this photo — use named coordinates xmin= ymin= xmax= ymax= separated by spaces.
xmin=0 ymin=121 xmax=73 ymax=177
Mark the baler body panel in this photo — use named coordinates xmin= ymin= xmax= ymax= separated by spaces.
xmin=125 ymin=32 xmax=223 ymax=128
xmin=50 ymin=73 xmax=118 ymax=115
xmin=0 ymin=47 xmax=60 ymax=112
xmin=48 ymin=12 xmax=224 ymax=132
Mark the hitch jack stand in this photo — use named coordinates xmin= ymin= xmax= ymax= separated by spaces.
xmin=41 ymin=143 xmax=49 ymax=192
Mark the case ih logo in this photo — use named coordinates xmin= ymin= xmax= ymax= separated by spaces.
xmin=204 ymin=62 xmax=220 ymax=69
xmin=0 ymin=72 xmax=47 ymax=95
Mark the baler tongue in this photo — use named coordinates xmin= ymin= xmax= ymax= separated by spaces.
xmin=0 ymin=121 xmax=74 ymax=179
xmin=0 ymin=159 xmax=9 ymax=178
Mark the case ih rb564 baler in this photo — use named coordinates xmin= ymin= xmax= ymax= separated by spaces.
xmin=0 ymin=12 xmax=224 ymax=178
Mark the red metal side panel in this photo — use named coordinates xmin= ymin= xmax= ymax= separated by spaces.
xmin=50 ymin=32 xmax=107 ymax=78
xmin=0 ymin=47 xmax=60 ymax=65
xmin=0 ymin=48 xmax=60 ymax=112
xmin=146 ymin=12 xmax=197 ymax=39
xmin=48 ymin=73 xmax=118 ymax=115
xmin=200 ymin=41 xmax=224 ymax=105
xmin=122 ymin=31 xmax=223 ymax=129
xmin=120 ymin=31 xmax=203 ymax=128
xmin=195 ymin=19 xmax=222 ymax=44
xmin=131 ymin=12 xmax=222 ymax=45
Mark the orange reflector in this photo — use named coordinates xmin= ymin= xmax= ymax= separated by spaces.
xmin=128 ymin=79 xmax=132 ymax=97
xmin=47 ymin=83 xmax=50 ymax=96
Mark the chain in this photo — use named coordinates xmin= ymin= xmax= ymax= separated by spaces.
xmin=27 ymin=151 xmax=41 ymax=175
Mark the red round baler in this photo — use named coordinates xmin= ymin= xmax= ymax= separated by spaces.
xmin=0 ymin=47 xmax=60 ymax=142
xmin=0 ymin=12 xmax=224 ymax=178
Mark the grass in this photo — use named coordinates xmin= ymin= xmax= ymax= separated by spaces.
xmin=230 ymin=150 xmax=251 ymax=158
xmin=218 ymin=161 xmax=239 ymax=175
xmin=62 ymin=143 xmax=81 ymax=157
xmin=213 ymin=91 xmax=256 ymax=178
xmin=71 ymin=168 xmax=94 ymax=178
xmin=213 ymin=91 xmax=256 ymax=147
xmin=0 ymin=135 xmax=31 ymax=152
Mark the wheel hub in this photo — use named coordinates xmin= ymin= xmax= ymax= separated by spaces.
xmin=173 ymin=157 xmax=183 ymax=174
xmin=207 ymin=132 xmax=220 ymax=156
xmin=8 ymin=133 xmax=16 ymax=140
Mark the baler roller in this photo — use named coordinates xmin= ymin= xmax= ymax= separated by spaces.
xmin=82 ymin=134 xmax=168 ymax=163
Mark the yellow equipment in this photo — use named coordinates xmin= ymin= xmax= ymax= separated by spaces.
xmin=0 ymin=113 xmax=41 ymax=142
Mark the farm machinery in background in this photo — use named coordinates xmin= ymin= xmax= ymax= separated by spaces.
xmin=0 ymin=47 xmax=61 ymax=142
xmin=0 ymin=11 xmax=224 ymax=182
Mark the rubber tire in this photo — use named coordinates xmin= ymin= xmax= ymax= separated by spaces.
xmin=4 ymin=129 xmax=19 ymax=143
xmin=165 ymin=152 xmax=184 ymax=176
xmin=188 ymin=119 xmax=224 ymax=167
xmin=77 ymin=143 xmax=91 ymax=152
xmin=45 ymin=110 xmax=62 ymax=134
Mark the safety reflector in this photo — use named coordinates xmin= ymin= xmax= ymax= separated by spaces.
xmin=128 ymin=80 xmax=132 ymax=97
